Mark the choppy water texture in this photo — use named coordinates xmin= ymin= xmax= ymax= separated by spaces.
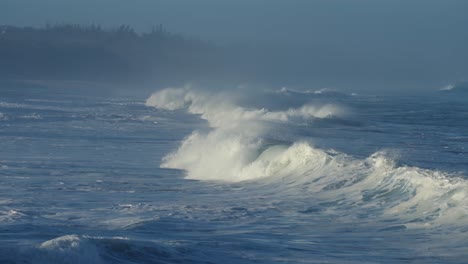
xmin=1 ymin=84 xmax=468 ymax=263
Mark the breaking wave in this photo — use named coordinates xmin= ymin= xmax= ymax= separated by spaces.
xmin=146 ymin=87 xmax=468 ymax=227
xmin=146 ymin=87 xmax=344 ymax=128
xmin=439 ymin=82 xmax=468 ymax=94
xmin=275 ymin=86 xmax=354 ymax=97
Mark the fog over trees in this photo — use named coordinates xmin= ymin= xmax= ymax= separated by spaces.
xmin=0 ymin=24 xmax=220 ymax=86
xmin=1 ymin=21 xmax=466 ymax=93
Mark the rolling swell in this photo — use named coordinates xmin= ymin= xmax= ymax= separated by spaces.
xmin=0 ymin=235 xmax=210 ymax=264
xmin=146 ymin=87 xmax=468 ymax=228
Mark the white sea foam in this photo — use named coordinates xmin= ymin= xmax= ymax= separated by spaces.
xmin=438 ymin=82 xmax=468 ymax=93
xmin=0 ymin=209 xmax=27 ymax=222
xmin=20 ymin=113 xmax=42 ymax=120
xmin=38 ymin=235 xmax=103 ymax=264
xmin=146 ymin=87 xmax=344 ymax=127
xmin=275 ymin=86 xmax=350 ymax=97
xmin=147 ymin=87 xmax=344 ymax=181
xmin=440 ymin=84 xmax=455 ymax=91
xmin=0 ymin=101 xmax=28 ymax=108
xmin=147 ymin=87 xmax=468 ymax=227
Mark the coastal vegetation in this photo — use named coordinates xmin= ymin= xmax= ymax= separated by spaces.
xmin=0 ymin=24 xmax=217 ymax=84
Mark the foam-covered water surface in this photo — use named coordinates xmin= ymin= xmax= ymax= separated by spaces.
xmin=1 ymin=85 xmax=467 ymax=263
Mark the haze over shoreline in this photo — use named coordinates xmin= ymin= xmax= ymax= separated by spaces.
xmin=1 ymin=0 xmax=468 ymax=92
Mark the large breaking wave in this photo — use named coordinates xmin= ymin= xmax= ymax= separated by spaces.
xmin=146 ymin=87 xmax=468 ymax=227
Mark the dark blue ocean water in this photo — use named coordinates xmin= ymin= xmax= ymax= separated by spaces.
xmin=1 ymin=84 xmax=467 ymax=263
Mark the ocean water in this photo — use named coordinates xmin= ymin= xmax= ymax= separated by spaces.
xmin=1 ymin=84 xmax=467 ymax=263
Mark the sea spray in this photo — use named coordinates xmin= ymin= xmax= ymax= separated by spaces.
xmin=147 ymin=87 xmax=468 ymax=228
xmin=146 ymin=87 xmax=345 ymax=181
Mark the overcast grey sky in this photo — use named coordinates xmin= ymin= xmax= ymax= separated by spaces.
xmin=1 ymin=0 xmax=467 ymax=90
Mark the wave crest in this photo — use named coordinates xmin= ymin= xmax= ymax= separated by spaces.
xmin=146 ymin=87 xmax=345 ymax=128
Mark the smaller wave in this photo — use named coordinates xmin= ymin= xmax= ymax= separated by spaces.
xmin=275 ymin=87 xmax=352 ymax=97
xmin=438 ymin=82 xmax=468 ymax=93
xmin=25 ymin=99 xmax=73 ymax=104
xmin=0 ymin=112 xmax=8 ymax=121
xmin=33 ymin=235 xmax=200 ymax=264
xmin=0 ymin=101 xmax=28 ymax=109
xmin=439 ymin=84 xmax=455 ymax=91
xmin=35 ymin=235 xmax=171 ymax=264
xmin=0 ymin=209 xmax=27 ymax=223
xmin=38 ymin=235 xmax=103 ymax=264
xmin=19 ymin=113 xmax=42 ymax=120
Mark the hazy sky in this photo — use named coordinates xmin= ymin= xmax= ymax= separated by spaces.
xmin=2 ymin=0 xmax=467 ymax=43
xmin=1 ymin=0 xmax=467 ymax=90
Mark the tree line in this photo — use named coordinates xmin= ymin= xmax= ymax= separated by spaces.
xmin=0 ymin=24 xmax=219 ymax=84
